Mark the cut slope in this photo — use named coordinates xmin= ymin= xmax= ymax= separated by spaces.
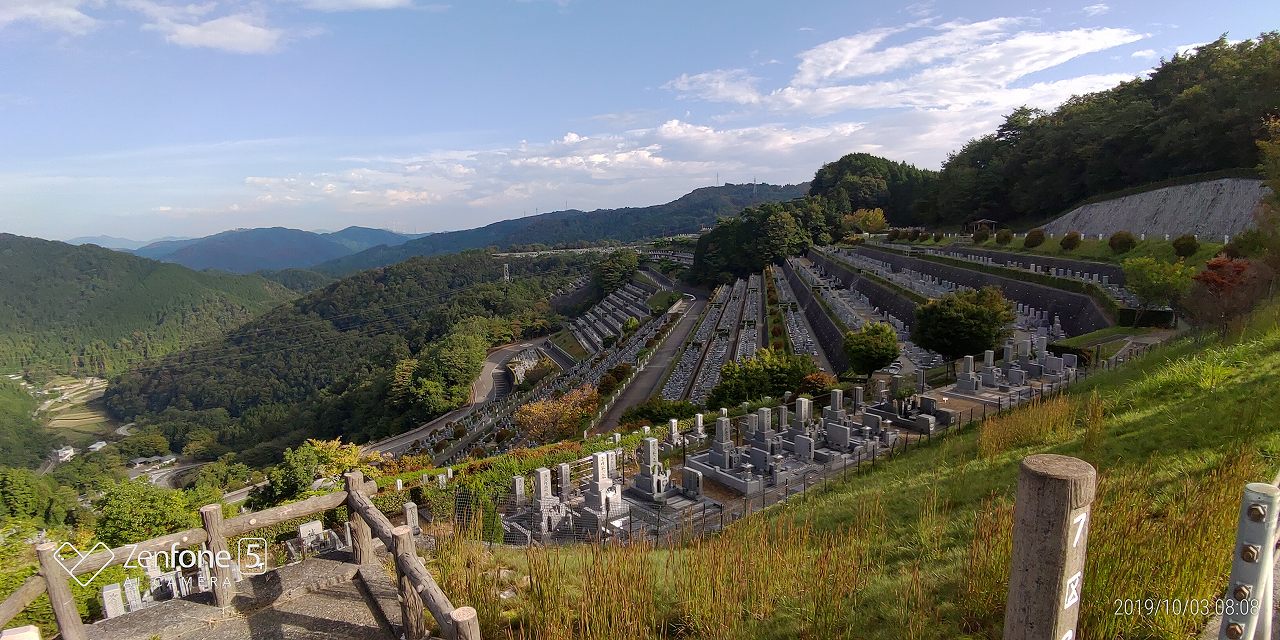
xmin=1044 ymin=177 xmax=1270 ymax=239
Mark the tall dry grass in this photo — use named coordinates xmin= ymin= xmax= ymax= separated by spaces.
xmin=960 ymin=449 xmax=1264 ymax=638
xmin=978 ymin=394 xmax=1076 ymax=459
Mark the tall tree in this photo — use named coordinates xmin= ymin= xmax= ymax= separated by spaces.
xmin=1122 ymin=257 xmax=1194 ymax=324
xmin=843 ymin=322 xmax=900 ymax=377
xmin=911 ymin=288 xmax=1015 ymax=367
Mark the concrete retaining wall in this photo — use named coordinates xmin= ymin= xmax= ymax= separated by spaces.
xmin=781 ymin=260 xmax=850 ymax=375
xmin=808 ymin=250 xmax=920 ymax=324
xmin=852 ymin=246 xmax=1113 ymax=337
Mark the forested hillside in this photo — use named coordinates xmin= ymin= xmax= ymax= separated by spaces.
xmin=0 ymin=234 xmax=295 ymax=377
xmin=923 ymin=34 xmax=1280 ymax=226
xmin=0 ymin=381 xmax=51 ymax=468
xmin=104 ymin=250 xmax=595 ymax=465
xmin=315 ymin=182 xmax=808 ymax=275
xmin=808 ymin=153 xmax=937 ymax=225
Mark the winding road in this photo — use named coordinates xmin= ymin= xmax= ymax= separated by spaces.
xmin=364 ymin=339 xmax=543 ymax=456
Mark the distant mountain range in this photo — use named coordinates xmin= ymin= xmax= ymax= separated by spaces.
xmin=129 ymin=226 xmax=421 ymax=274
xmin=59 ymin=182 xmax=803 ymax=277
xmin=316 ymin=182 xmax=808 ymax=275
xmin=68 ymin=235 xmax=190 ymax=250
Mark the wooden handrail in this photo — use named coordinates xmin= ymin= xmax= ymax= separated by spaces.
xmin=3 ymin=477 xmax=480 ymax=639
xmin=223 ymin=490 xmax=348 ymax=537
xmin=0 ymin=575 xmax=46 ymax=629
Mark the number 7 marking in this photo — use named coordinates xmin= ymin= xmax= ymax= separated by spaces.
xmin=1072 ymin=511 xmax=1088 ymax=548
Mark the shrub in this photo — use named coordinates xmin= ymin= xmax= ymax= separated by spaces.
xmin=995 ymin=229 xmax=1013 ymax=245
xmin=973 ymin=229 xmax=991 ymax=244
xmin=886 ymin=229 xmax=901 ymax=241
xmin=933 ymin=231 xmax=944 ymax=242
xmin=1060 ymin=232 xmax=1082 ymax=251
xmin=1173 ymin=234 xmax=1201 ymax=258
xmin=908 ymin=229 xmax=922 ymax=241
xmin=1109 ymin=231 xmax=1137 ymax=254
xmin=1024 ymin=228 xmax=1046 ymax=248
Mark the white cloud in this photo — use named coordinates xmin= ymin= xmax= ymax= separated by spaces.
xmin=664 ymin=69 xmax=762 ymax=105
xmin=0 ymin=0 xmax=99 ymax=35
xmin=1130 ymin=48 xmax=1157 ymax=59
xmin=295 ymin=0 xmax=414 ymax=11
xmin=160 ymin=14 xmax=284 ymax=53
xmin=672 ymin=20 xmax=1145 ymax=116
xmin=1082 ymin=4 xmax=1110 ymax=17
xmin=123 ymin=1 xmax=291 ymax=53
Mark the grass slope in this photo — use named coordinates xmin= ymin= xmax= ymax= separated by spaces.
xmin=438 ymin=300 xmax=1280 ymax=640
xmin=896 ymin=235 xmax=1222 ymax=269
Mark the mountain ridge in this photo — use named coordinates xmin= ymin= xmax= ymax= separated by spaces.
xmin=315 ymin=182 xmax=809 ymax=275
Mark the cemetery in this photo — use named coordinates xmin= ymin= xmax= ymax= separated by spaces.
xmin=501 ymin=432 xmax=723 ymax=544
xmin=659 ymin=276 xmax=755 ymax=405
xmin=843 ymin=245 xmax=1112 ymax=336
xmin=768 ymin=266 xmax=818 ymax=357
xmin=787 ymin=256 xmax=945 ymax=371
xmin=568 ymin=280 xmax=659 ymax=354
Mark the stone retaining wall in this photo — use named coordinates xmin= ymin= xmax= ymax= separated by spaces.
xmin=782 ymin=260 xmax=850 ymax=374
xmin=853 ymin=246 xmax=1113 ymax=337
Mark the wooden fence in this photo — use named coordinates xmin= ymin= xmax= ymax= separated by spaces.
xmin=0 ymin=470 xmax=479 ymax=640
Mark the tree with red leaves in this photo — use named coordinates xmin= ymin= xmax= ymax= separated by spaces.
xmin=1186 ymin=257 xmax=1273 ymax=332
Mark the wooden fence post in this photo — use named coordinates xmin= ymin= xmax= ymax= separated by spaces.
xmin=199 ymin=504 xmax=236 ymax=608
xmin=451 ymin=606 xmax=482 ymax=640
xmin=1003 ymin=454 xmax=1097 ymax=640
xmin=392 ymin=525 xmax=427 ymax=640
xmin=345 ymin=471 xmax=376 ymax=565
xmin=34 ymin=542 xmax=87 ymax=640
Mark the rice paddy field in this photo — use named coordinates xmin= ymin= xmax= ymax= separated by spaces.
xmin=37 ymin=377 xmax=118 ymax=447
xmin=419 ymin=298 xmax=1280 ymax=640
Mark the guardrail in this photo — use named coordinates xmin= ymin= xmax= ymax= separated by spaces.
xmin=0 ymin=472 xmax=480 ymax=640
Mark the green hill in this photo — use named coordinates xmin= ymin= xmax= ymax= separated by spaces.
xmin=0 ymin=234 xmax=296 ymax=377
xmin=437 ymin=300 xmax=1280 ymax=640
xmin=0 ymin=380 xmax=51 ymax=468
xmin=315 ymin=182 xmax=809 ymax=275
xmin=103 ymin=250 xmax=597 ymax=464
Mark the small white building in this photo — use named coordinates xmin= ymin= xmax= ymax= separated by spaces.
xmin=55 ymin=446 xmax=76 ymax=463
xmin=87 ymin=441 xmax=108 ymax=453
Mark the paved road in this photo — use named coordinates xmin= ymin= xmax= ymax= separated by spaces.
xmin=364 ymin=339 xmax=539 ymax=456
xmin=595 ymin=295 xmax=704 ymax=431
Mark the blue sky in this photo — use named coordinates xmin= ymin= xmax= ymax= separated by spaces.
xmin=0 ymin=0 xmax=1273 ymax=241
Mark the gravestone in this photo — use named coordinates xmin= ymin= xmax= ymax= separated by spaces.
xmin=533 ymin=467 xmax=553 ymax=502
xmin=437 ymin=475 xmax=447 ymax=490
xmin=298 ymin=520 xmax=324 ymax=552
xmin=404 ymin=502 xmax=419 ymax=534
xmin=557 ymin=463 xmax=572 ymax=500
xmin=102 ymin=583 xmax=126 ymax=619
xmin=395 ymin=479 xmax=403 ymax=492
xmin=794 ymin=435 xmax=815 ymax=462
xmin=512 ymin=476 xmax=526 ymax=506
xmin=123 ymin=578 xmax=143 ymax=612
xmin=681 ymin=467 xmax=703 ymax=498
xmin=794 ymin=397 xmax=812 ymax=426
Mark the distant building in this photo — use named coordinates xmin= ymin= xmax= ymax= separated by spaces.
xmin=88 ymin=441 xmax=108 ymax=453
xmin=55 ymin=446 xmax=76 ymax=463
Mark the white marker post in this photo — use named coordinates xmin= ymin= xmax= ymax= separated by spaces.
xmin=1003 ymin=454 xmax=1097 ymax=640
